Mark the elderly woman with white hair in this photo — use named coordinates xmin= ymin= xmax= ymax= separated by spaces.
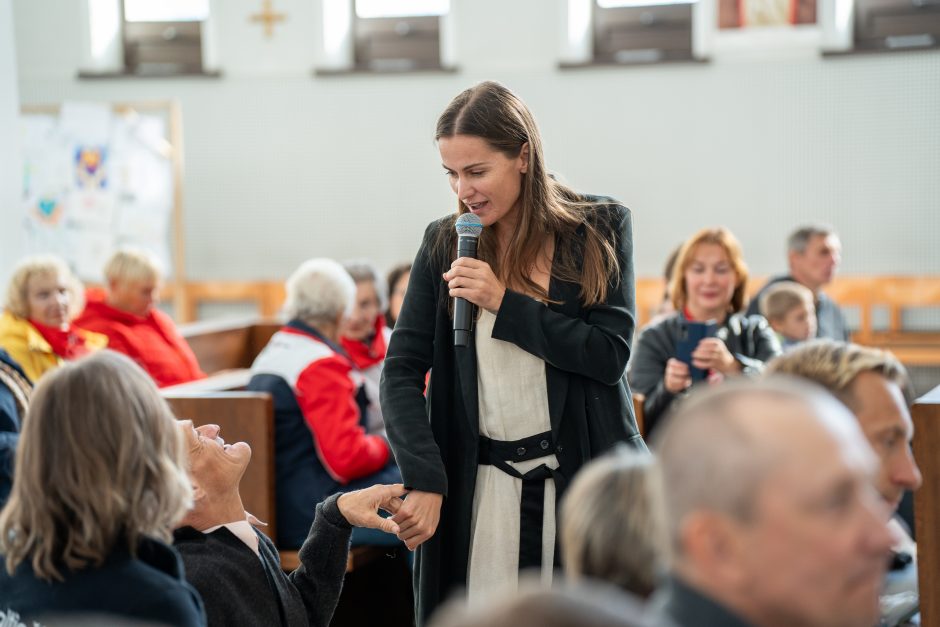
xmin=247 ymin=259 xmax=402 ymax=550
xmin=0 ymin=255 xmax=107 ymax=382
xmin=75 ymin=247 xmax=206 ymax=387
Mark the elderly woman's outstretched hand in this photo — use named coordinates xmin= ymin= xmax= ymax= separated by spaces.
xmin=336 ymin=483 xmax=409 ymax=535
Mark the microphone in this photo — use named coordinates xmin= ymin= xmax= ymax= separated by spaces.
xmin=453 ymin=213 xmax=483 ymax=347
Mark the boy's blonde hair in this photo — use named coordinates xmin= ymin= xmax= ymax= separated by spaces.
xmin=759 ymin=281 xmax=814 ymax=322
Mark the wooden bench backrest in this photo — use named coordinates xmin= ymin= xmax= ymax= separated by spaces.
xmin=164 ymin=392 xmax=277 ymax=540
xmin=180 ymin=319 xmax=281 ymax=373
xmin=913 ymin=385 xmax=940 ymax=627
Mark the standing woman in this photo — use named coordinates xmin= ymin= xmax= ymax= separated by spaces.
xmin=381 ymin=81 xmax=644 ymax=622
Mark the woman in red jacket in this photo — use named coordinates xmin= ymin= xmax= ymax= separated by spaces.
xmin=75 ymin=248 xmax=205 ymax=387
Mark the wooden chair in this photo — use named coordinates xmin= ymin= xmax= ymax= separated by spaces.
xmin=913 ymin=385 xmax=940 ymax=627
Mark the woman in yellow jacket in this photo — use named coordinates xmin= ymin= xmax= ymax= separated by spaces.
xmin=0 ymin=256 xmax=106 ymax=382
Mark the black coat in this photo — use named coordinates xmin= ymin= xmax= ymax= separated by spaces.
xmin=628 ymin=312 xmax=781 ymax=437
xmin=0 ymin=536 xmax=205 ymax=626
xmin=381 ymin=201 xmax=645 ymax=624
xmin=174 ymin=494 xmax=351 ymax=627
xmin=647 ymin=576 xmax=755 ymax=627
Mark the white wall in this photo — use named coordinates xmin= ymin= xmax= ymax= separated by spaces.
xmin=10 ymin=0 xmax=940 ymax=281
xmin=0 ymin=0 xmax=23 ymax=289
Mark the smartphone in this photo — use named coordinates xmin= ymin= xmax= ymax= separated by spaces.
xmin=675 ymin=320 xmax=719 ymax=382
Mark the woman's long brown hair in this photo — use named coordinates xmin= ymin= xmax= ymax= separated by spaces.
xmin=432 ymin=81 xmax=619 ymax=307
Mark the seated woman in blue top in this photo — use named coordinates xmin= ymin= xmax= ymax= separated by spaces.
xmin=248 ymin=258 xmax=401 ymax=550
xmin=0 ymin=350 xmax=205 ymax=626
xmin=628 ymin=227 xmax=781 ymax=437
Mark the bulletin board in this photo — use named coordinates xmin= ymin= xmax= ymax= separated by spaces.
xmin=19 ymin=100 xmax=187 ymax=319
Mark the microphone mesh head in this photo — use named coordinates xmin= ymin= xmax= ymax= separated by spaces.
xmin=455 ymin=213 xmax=483 ymax=238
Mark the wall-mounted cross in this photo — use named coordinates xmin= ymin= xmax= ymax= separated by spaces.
xmin=250 ymin=0 xmax=287 ymax=38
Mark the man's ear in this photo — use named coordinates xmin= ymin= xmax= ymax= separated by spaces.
xmin=680 ymin=511 xmax=750 ymax=585
xmin=191 ymin=482 xmax=207 ymax=502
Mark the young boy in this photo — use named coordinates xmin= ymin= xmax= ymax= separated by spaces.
xmin=758 ymin=281 xmax=818 ymax=349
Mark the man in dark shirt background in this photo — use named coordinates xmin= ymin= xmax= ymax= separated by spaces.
xmin=748 ymin=225 xmax=849 ymax=341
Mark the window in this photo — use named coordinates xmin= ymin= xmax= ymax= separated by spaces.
xmin=351 ymin=0 xmax=450 ymax=71
xmin=853 ymin=0 xmax=940 ymax=50
xmin=560 ymin=0 xmax=710 ymax=65
xmin=718 ymin=0 xmax=817 ymax=28
xmin=317 ymin=0 xmax=454 ymax=73
xmin=594 ymin=0 xmax=698 ymax=63
xmin=122 ymin=0 xmax=208 ymax=75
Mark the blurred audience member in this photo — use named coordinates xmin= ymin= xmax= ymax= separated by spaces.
xmin=0 ymin=348 xmax=30 ymax=508
xmin=766 ymin=340 xmax=922 ymax=626
xmin=629 ymin=228 xmax=780 ymax=436
xmin=75 ymin=248 xmax=205 ymax=387
xmin=560 ymin=448 xmax=668 ymax=598
xmin=650 ymin=379 xmax=893 ymax=627
xmin=174 ymin=418 xmax=405 ymax=627
xmin=430 ymin=582 xmax=657 ymax=627
xmin=341 ymin=260 xmax=390 ymax=435
xmin=758 ymin=281 xmax=817 ymax=349
xmin=385 ymin=262 xmax=411 ymax=329
xmin=0 ymin=255 xmax=106 ymax=382
xmin=746 ymin=225 xmax=848 ymax=341
xmin=248 ymin=259 xmax=400 ymax=550
xmin=0 ymin=351 xmax=203 ymax=626
xmin=648 ymin=244 xmax=682 ymax=325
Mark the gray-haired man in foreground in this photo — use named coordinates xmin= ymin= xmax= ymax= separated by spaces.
xmin=649 ymin=379 xmax=893 ymax=627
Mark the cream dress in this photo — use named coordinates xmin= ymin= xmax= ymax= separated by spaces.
xmin=466 ymin=309 xmax=559 ymax=605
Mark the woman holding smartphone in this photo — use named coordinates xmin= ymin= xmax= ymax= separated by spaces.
xmin=381 ymin=81 xmax=644 ymax=623
xmin=628 ymin=227 xmax=781 ymax=437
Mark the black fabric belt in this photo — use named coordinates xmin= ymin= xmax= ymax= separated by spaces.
xmin=478 ymin=430 xmax=561 ymax=571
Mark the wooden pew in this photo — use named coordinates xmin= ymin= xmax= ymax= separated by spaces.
xmin=179 ymin=317 xmax=281 ymax=374
xmin=913 ymin=384 xmax=940 ymax=627
xmin=177 ymin=281 xmax=286 ymax=325
xmin=164 ymin=276 xmax=940 ymax=368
